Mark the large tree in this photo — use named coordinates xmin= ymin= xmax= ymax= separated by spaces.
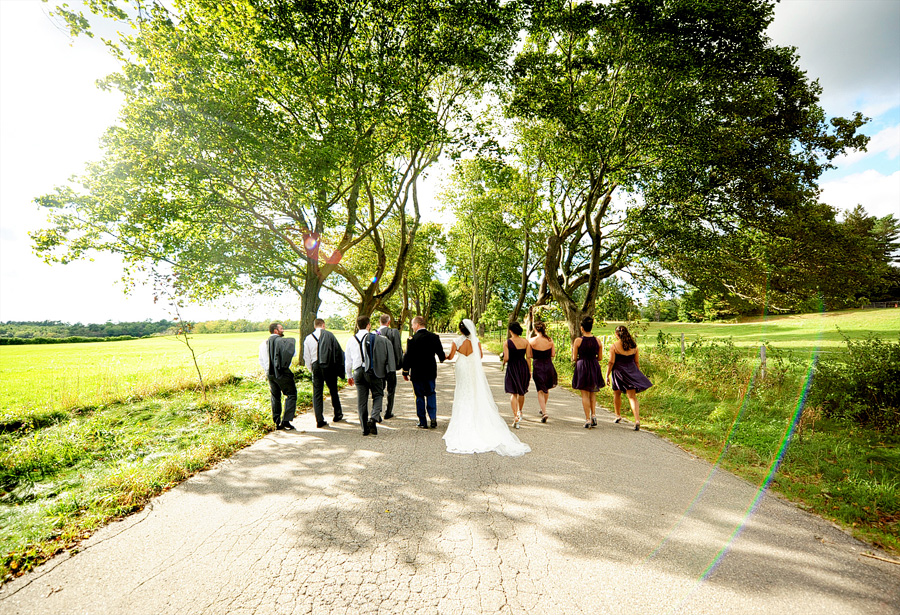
xmin=441 ymin=156 xmax=545 ymax=324
xmin=32 ymin=0 xmax=516 ymax=341
xmin=507 ymin=0 xmax=867 ymax=339
xmin=658 ymin=202 xmax=900 ymax=313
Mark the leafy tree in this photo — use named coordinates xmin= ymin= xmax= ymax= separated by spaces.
xmin=33 ymin=0 xmax=516 ymax=342
xmin=664 ymin=203 xmax=899 ymax=312
xmin=441 ymin=157 xmax=544 ymax=324
xmin=595 ymin=278 xmax=637 ymax=321
xmin=507 ymin=0 xmax=867 ymax=340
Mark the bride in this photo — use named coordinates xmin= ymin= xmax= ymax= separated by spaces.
xmin=443 ymin=319 xmax=531 ymax=457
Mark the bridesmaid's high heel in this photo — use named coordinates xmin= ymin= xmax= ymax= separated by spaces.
xmin=634 ymin=423 xmax=640 ymax=431
xmin=591 ymin=416 xmax=597 ymax=427
xmin=584 ymin=421 xmax=591 ymax=429
xmin=614 ymin=416 xmax=622 ymax=423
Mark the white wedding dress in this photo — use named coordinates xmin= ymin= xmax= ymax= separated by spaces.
xmin=443 ymin=328 xmax=531 ymax=457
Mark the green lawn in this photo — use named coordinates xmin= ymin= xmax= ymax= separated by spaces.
xmin=0 ymin=330 xmax=354 ymax=430
xmin=625 ymin=308 xmax=900 ymax=356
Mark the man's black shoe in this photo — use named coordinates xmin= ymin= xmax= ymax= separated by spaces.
xmin=275 ymin=422 xmax=285 ymax=430
xmin=430 ymin=420 xmax=437 ymax=429
xmin=363 ymin=422 xmax=371 ymax=436
xmin=416 ymin=424 xmax=428 ymax=429
xmin=383 ymin=412 xmax=394 ymax=420
xmin=375 ymin=417 xmax=382 ymax=423
xmin=333 ymin=415 xmax=344 ymax=422
xmin=316 ymin=421 xmax=329 ymax=428
xmin=368 ymin=420 xmax=378 ymax=435
xmin=281 ymin=422 xmax=296 ymax=431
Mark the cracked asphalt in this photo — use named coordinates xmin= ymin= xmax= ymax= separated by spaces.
xmin=1 ymin=335 xmax=898 ymax=614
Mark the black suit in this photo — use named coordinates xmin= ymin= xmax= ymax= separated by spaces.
xmin=266 ymin=334 xmax=297 ymax=427
xmin=310 ymin=329 xmax=344 ymax=423
xmin=402 ymin=328 xmax=446 ymax=426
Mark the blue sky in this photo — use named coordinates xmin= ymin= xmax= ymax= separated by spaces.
xmin=1 ymin=0 xmax=898 ymax=323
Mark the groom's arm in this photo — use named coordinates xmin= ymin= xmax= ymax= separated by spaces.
xmin=434 ymin=334 xmax=446 ymax=363
xmin=401 ymin=337 xmax=413 ymax=379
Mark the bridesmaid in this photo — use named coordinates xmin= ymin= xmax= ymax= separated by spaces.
xmin=502 ymin=321 xmax=532 ymax=429
xmin=571 ymin=316 xmax=604 ymax=428
xmin=606 ymin=325 xmax=653 ymax=431
xmin=529 ymin=321 xmax=557 ymax=423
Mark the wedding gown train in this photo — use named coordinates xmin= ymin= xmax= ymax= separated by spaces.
xmin=443 ymin=334 xmax=531 ymax=457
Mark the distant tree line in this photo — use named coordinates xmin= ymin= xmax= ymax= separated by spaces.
xmin=0 ymin=320 xmax=177 ymax=340
xmin=0 ymin=318 xmax=359 ymax=343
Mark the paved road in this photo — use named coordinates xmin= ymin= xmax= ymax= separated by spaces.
xmin=1 ymin=335 xmax=897 ymax=614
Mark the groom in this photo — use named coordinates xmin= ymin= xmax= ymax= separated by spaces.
xmin=402 ymin=316 xmax=446 ymax=429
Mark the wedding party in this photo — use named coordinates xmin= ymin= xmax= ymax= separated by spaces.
xmin=271 ymin=314 xmax=654 ymax=459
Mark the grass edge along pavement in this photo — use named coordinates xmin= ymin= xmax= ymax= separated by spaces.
xmin=483 ymin=309 xmax=899 ymax=556
xmin=0 ymin=375 xmax=314 ymax=583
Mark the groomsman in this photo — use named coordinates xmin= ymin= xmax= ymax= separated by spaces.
xmin=258 ymin=322 xmax=297 ymax=430
xmin=303 ymin=318 xmax=345 ymax=428
xmin=376 ymin=314 xmax=404 ymax=420
xmin=402 ymin=316 xmax=446 ymax=429
xmin=345 ymin=316 xmax=396 ymax=436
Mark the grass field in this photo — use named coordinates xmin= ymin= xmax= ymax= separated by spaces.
xmin=0 ymin=328 xmax=348 ymax=581
xmin=0 ymin=330 xmax=354 ymax=430
xmin=524 ymin=308 xmax=899 ymax=359
xmin=484 ymin=308 xmax=900 ymax=554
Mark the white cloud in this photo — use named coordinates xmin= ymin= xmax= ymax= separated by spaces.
xmin=767 ymin=1 xmax=900 ymax=118
xmin=820 ymin=170 xmax=900 ymax=218
xmin=834 ymin=124 xmax=900 ymax=166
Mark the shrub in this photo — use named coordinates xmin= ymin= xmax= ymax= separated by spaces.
xmin=809 ymin=334 xmax=900 ymax=433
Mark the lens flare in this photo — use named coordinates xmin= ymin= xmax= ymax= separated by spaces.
xmin=648 ymin=295 xmax=825 ymax=613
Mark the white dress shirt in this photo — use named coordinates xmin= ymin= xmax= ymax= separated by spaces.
xmin=303 ymin=329 xmax=323 ymax=367
xmin=345 ymin=330 xmax=369 ymax=379
xmin=258 ymin=339 xmax=269 ymax=371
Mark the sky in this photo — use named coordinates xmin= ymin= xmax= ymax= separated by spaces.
xmin=1 ymin=0 xmax=898 ymax=325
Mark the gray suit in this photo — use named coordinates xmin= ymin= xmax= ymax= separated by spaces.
xmin=377 ymin=325 xmax=403 ymax=418
xmin=354 ymin=332 xmax=396 ymax=426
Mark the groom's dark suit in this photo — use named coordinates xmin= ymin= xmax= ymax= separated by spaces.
xmin=402 ymin=328 xmax=446 ymax=427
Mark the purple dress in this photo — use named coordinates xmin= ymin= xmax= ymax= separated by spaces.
xmin=609 ymin=351 xmax=652 ymax=393
xmin=571 ymin=336 xmax=604 ymax=392
xmin=504 ymin=340 xmax=530 ymax=395
xmin=531 ymin=348 xmax=558 ymax=393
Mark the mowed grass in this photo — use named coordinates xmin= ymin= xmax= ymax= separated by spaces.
xmin=628 ymin=308 xmax=900 ymax=356
xmin=0 ymin=331 xmax=352 ymax=431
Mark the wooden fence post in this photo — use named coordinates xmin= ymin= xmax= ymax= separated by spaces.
xmin=760 ymin=344 xmax=767 ymax=380
xmin=680 ymin=333 xmax=685 ymax=361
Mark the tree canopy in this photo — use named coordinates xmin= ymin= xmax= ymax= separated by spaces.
xmin=32 ymin=0 xmax=875 ymax=332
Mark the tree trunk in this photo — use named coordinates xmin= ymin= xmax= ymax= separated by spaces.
xmin=299 ymin=263 xmax=324 ymax=365
xmin=510 ymin=231 xmax=531 ymax=324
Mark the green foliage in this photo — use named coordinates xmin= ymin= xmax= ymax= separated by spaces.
xmin=508 ymin=0 xmax=867 ymax=337
xmin=35 ymin=0 xmax=518 ymax=341
xmin=324 ymin=314 xmax=348 ymax=331
xmin=596 ymin=278 xmax=638 ymax=321
xmin=441 ymin=156 xmax=546 ymax=324
xmin=661 ymin=203 xmax=899 ymax=314
xmin=809 ymin=334 xmax=900 ymax=432
xmin=0 ymin=336 xmax=140 ymax=346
